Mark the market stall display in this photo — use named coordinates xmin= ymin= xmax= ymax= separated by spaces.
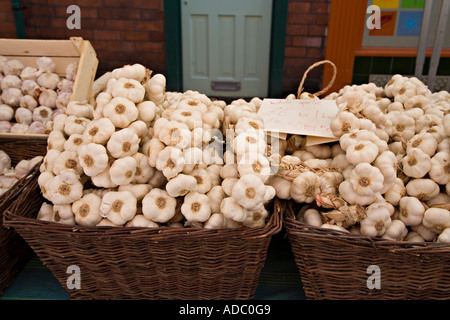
xmin=4 ymin=63 xmax=282 ymax=300
xmin=276 ymin=67 xmax=450 ymax=299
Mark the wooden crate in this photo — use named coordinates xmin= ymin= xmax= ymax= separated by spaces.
xmin=0 ymin=37 xmax=98 ymax=139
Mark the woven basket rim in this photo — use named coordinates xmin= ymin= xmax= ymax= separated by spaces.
xmin=3 ymin=165 xmax=283 ymax=241
xmin=281 ymin=199 xmax=450 ymax=253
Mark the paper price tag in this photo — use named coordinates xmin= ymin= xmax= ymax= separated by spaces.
xmin=257 ymin=98 xmax=339 ymax=145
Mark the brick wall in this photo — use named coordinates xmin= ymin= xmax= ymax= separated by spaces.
xmin=284 ymin=0 xmax=330 ymax=96
xmin=0 ymin=0 xmax=18 ymax=38
xmin=0 ymin=0 xmax=329 ymax=95
xmin=0 ymin=0 xmax=167 ymax=77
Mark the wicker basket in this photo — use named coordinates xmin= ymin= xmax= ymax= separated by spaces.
xmin=283 ymin=199 xmax=450 ymax=300
xmin=3 ymin=166 xmax=282 ymax=300
xmin=0 ymin=138 xmax=47 ymax=296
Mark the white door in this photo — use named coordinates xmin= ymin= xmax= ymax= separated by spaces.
xmin=181 ymin=0 xmax=273 ymax=98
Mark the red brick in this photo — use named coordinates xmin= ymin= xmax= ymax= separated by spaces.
xmin=292 ymin=36 xmax=323 ymax=48
xmin=147 ymin=31 xmax=166 ymax=42
xmin=93 ymin=30 xmax=121 ymax=40
xmin=287 ymin=13 xmax=317 ymax=25
xmin=50 ymin=18 xmax=68 ymax=29
xmin=311 ymin=3 xmax=329 ymax=14
xmin=103 ymin=0 xmax=136 ymax=7
xmin=141 ymin=9 xmax=165 ymax=20
xmin=135 ymin=42 xmax=165 ymax=52
xmin=133 ymin=20 xmax=164 ymax=32
xmin=98 ymin=8 xmax=141 ymax=20
xmin=317 ymin=14 xmax=329 ymax=25
xmin=288 ymin=2 xmax=310 ymax=13
xmin=306 ymin=47 xmax=325 ymax=58
xmin=284 ymin=36 xmax=292 ymax=47
xmin=104 ymin=19 xmax=135 ymax=31
xmin=100 ymin=41 xmax=136 ymax=52
xmin=308 ymin=25 xmax=326 ymax=36
xmin=286 ymin=24 xmax=308 ymax=36
xmin=134 ymin=0 xmax=161 ymax=10
xmin=33 ymin=28 xmax=67 ymax=39
xmin=80 ymin=18 xmax=107 ymax=29
xmin=66 ymin=29 xmax=94 ymax=40
xmin=121 ymin=31 xmax=149 ymax=41
xmin=285 ymin=47 xmax=307 ymax=57
xmin=0 ymin=22 xmax=16 ymax=33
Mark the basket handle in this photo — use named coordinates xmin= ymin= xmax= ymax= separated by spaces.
xmin=297 ymin=60 xmax=337 ymax=99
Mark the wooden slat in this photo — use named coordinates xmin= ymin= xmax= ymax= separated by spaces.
xmin=0 ymin=38 xmax=80 ymax=57
xmin=71 ymin=39 xmax=98 ymax=103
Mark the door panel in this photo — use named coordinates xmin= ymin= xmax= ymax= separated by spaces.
xmin=181 ymin=0 xmax=273 ymax=98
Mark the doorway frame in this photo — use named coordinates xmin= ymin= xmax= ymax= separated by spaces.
xmin=163 ymin=0 xmax=288 ymax=98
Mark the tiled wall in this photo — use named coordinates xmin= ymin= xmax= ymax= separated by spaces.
xmin=352 ymin=56 xmax=450 ymax=85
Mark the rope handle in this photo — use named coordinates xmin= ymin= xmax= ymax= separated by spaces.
xmin=297 ymin=60 xmax=337 ymax=98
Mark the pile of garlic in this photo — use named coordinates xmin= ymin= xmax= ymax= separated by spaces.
xmin=269 ymin=75 xmax=450 ymax=243
xmin=0 ymin=56 xmax=77 ymax=135
xmin=37 ymin=63 xmax=276 ymax=229
xmin=0 ymin=149 xmax=43 ymax=196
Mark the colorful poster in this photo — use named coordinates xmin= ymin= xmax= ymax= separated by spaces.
xmin=401 ymin=0 xmax=425 ymax=9
xmin=369 ymin=11 xmax=397 ymax=36
xmin=397 ymin=11 xmax=423 ymax=36
xmin=373 ymin=0 xmax=400 ymax=9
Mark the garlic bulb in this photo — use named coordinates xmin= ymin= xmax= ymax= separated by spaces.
xmin=100 ymin=190 xmax=138 ymax=225
xmin=142 ymin=188 xmax=177 ymax=223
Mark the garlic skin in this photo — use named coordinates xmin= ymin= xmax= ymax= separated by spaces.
xmin=14 ymin=107 xmax=33 ymax=125
xmin=401 ymin=148 xmax=431 ymax=179
xmin=231 ymin=174 xmax=267 ymax=210
xmin=158 ymin=120 xmax=191 ymax=149
xmin=109 ymin=156 xmax=137 ymax=186
xmin=72 ymin=193 xmax=103 ymax=227
xmin=181 ymin=191 xmax=212 ymax=222
xmin=112 ymin=63 xmax=147 ymax=82
xmin=111 ymin=77 xmax=146 ymax=103
xmin=107 ymin=128 xmax=140 ymax=159
xmin=406 ymin=178 xmax=440 ymax=202
xmin=166 ymin=173 xmax=197 ymax=197
xmin=142 ymin=188 xmax=177 ymax=223
xmin=19 ymin=95 xmax=38 ymax=111
xmin=46 ymin=169 xmax=83 ymax=205
xmin=156 ymin=146 xmax=186 ymax=179
xmin=66 ymin=101 xmax=94 ymax=119
xmin=220 ymin=196 xmax=248 ymax=222
xmin=429 ymin=152 xmax=450 ymax=185
xmin=3 ymin=59 xmax=24 ymax=76
xmin=103 ymin=97 xmax=139 ymax=128
xmin=100 ymin=190 xmax=138 ymax=225
xmin=290 ymin=171 xmax=320 ymax=204
xmin=381 ymin=219 xmax=408 ymax=241
xmin=349 ymin=163 xmax=384 ymax=197
xmin=83 ymin=118 xmax=115 ymax=145
xmin=37 ymin=72 xmax=60 ymax=90
xmin=422 ymin=208 xmax=450 ymax=234
xmin=78 ymin=143 xmax=109 ymax=177
xmin=0 ymin=104 xmax=14 ymax=121
xmin=36 ymin=56 xmax=56 ymax=73
xmin=52 ymin=150 xmax=83 ymax=176
xmin=0 ymin=120 xmax=12 ymax=133
xmin=33 ymin=106 xmax=53 ymax=124
xmin=360 ymin=202 xmax=392 ymax=237
xmin=436 ymin=228 xmax=450 ymax=244
xmin=125 ymin=215 xmax=159 ymax=228
xmin=398 ymin=196 xmax=425 ymax=227
xmin=2 ymin=87 xmax=22 ymax=107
